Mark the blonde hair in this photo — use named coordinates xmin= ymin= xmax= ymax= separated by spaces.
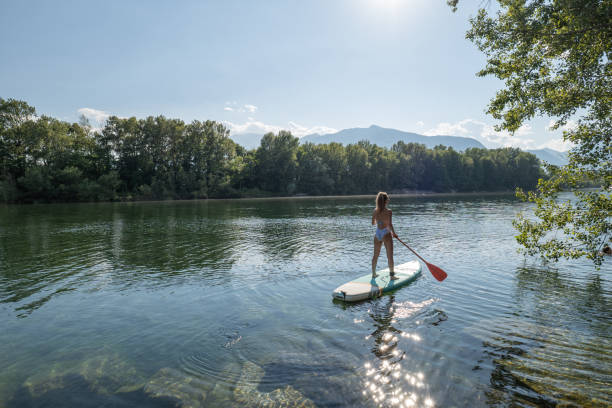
xmin=375 ymin=192 xmax=389 ymax=211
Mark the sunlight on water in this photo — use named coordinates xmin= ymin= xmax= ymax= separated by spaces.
xmin=391 ymin=298 xmax=438 ymax=319
xmin=361 ymin=302 xmax=438 ymax=407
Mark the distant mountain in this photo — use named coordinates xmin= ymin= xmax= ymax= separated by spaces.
xmin=300 ymin=125 xmax=486 ymax=151
xmin=527 ymin=148 xmax=569 ymax=166
xmin=230 ymin=126 xmax=569 ymax=165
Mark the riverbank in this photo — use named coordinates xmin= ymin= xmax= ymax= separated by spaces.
xmin=0 ymin=190 xmax=520 ymax=206
xmin=208 ymin=190 xmax=519 ymax=202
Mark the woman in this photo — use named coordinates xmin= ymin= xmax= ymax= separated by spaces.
xmin=372 ymin=192 xmax=398 ymax=279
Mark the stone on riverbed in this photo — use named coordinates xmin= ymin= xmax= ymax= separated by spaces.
xmin=234 ymin=361 xmax=316 ymax=408
xmin=143 ymin=367 xmax=212 ymax=408
xmin=294 ymin=371 xmax=362 ymax=407
xmin=23 ymin=353 xmax=144 ymax=397
xmin=206 ymin=362 xmax=243 ymax=407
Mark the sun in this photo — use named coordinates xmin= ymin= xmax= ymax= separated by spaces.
xmin=354 ymin=0 xmax=424 ymax=25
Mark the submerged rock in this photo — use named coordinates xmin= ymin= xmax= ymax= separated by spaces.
xmin=23 ymin=353 xmax=144 ymax=398
xmin=143 ymin=367 xmax=212 ymax=408
xmin=293 ymin=372 xmax=362 ymax=407
xmin=22 ymin=364 xmax=72 ymax=399
xmin=78 ymin=354 xmax=143 ymax=394
xmin=233 ymin=361 xmax=265 ymax=403
xmin=233 ymin=361 xmax=316 ymax=408
xmin=18 ymin=356 xmax=319 ymax=408
xmin=206 ymin=362 xmax=243 ymax=407
xmin=9 ymin=376 xmax=178 ymax=408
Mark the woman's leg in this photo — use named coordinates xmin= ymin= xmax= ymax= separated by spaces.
xmin=372 ymin=236 xmax=383 ymax=277
xmin=383 ymin=233 xmax=396 ymax=279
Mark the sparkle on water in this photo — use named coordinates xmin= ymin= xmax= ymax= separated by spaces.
xmin=0 ymin=193 xmax=610 ymax=407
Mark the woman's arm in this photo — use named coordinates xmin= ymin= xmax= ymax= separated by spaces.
xmin=372 ymin=210 xmax=376 ymax=226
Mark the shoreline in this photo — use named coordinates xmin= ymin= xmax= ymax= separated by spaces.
xmin=207 ymin=190 xmax=518 ymax=202
xmin=1 ymin=190 xmax=519 ymax=206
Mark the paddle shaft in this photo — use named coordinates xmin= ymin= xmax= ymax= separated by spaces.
xmin=394 ymin=236 xmax=448 ymax=282
xmin=394 ymin=236 xmax=427 ymax=264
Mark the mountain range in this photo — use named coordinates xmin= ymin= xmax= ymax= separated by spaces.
xmin=230 ymin=124 xmax=568 ymax=166
xmin=525 ymin=148 xmax=568 ymax=166
xmin=300 ymin=125 xmax=486 ymax=150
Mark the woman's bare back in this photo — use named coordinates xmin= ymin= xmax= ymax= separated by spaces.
xmin=373 ymin=208 xmax=392 ymax=228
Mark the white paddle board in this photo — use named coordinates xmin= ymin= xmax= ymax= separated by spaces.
xmin=332 ymin=261 xmax=422 ymax=302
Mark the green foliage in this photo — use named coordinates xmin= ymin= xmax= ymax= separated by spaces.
xmin=97 ymin=171 xmax=120 ymax=201
xmin=0 ymin=176 xmax=18 ymax=202
xmin=294 ymin=139 xmax=540 ymax=195
xmin=17 ymin=167 xmax=52 ymax=201
xmin=297 ymin=143 xmax=334 ymax=195
xmin=455 ymin=0 xmax=611 ymax=265
xmin=255 ymin=131 xmax=300 ymax=193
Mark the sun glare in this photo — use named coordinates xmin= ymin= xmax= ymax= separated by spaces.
xmin=358 ymin=0 xmax=424 ymax=25
xmin=376 ymin=0 xmax=402 ymax=8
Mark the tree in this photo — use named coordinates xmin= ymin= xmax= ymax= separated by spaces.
xmin=345 ymin=143 xmax=370 ymax=193
xmin=317 ymin=143 xmax=348 ymax=194
xmin=197 ymin=120 xmax=236 ymax=197
xmin=0 ymin=98 xmax=37 ymax=185
xmin=454 ymin=0 xmax=611 ymax=265
xmin=255 ymin=131 xmax=299 ymax=193
xmin=296 ymin=143 xmax=333 ymax=195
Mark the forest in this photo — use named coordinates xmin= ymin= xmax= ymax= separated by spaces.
xmin=0 ymin=98 xmax=544 ymax=203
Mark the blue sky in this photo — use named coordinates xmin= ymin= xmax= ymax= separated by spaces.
xmin=0 ymin=0 xmax=572 ymax=150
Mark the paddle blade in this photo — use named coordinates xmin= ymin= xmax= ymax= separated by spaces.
xmin=426 ymin=262 xmax=447 ymax=282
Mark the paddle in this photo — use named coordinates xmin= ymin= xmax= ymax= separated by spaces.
xmin=394 ymin=236 xmax=448 ymax=282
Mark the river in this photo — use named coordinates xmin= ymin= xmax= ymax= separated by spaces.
xmin=0 ymin=194 xmax=610 ymax=407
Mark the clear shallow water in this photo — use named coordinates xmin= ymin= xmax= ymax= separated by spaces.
xmin=0 ymin=194 xmax=610 ymax=407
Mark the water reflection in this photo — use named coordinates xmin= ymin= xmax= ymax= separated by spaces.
xmin=0 ymin=198 xmax=376 ymax=316
xmin=0 ymin=202 xmax=246 ymax=315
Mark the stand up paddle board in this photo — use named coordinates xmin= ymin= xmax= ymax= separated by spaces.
xmin=332 ymin=261 xmax=421 ymax=302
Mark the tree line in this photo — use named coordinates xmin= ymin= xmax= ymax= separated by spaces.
xmin=0 ymin=98 xmax=544 ymax=203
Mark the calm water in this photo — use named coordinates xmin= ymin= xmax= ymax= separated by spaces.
xmin=0 ymin=195 xmax=610 ymax=407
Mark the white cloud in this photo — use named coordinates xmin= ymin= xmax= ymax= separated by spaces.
xmin=78 ymin=107 xmax=110 ymax=123
xmin=224 ymin=120 xmax=336 ymax=138
xmin=536 ymin=138 xmax=575 ymax=152
xmin=224 ymin=120 xmax=281 ymax=135
xmin=286 ymin=121 xmax=337 ymax=137
xmin=224 ymin=102 xmax=258 ymax=114
xmin=516 ymin=123 xmax=533 ymax=136
xmin=425 ymin=118 xmax=538 ymax=149
xmin=416 ymin=121 xmax=425 ymax=127
xmin=424 ymin=119 xmax=472 ymax=137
